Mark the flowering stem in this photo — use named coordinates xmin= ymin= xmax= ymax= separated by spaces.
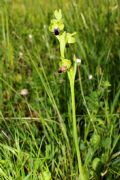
xmin=49 ymin=10 xmax=88 ymax=178
xmin=69 ymin=72 xmax=88 ymax=180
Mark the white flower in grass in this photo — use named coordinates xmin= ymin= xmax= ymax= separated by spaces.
xmin=19 ymin=52 xmax=23 ymax=58
xmin=20 ymin=89 xmax=28 ymax=96
xmin=28 ymin=34 xmax=33 ymax=42
xmin=88 ymin=74 xmax=93 ymax=80
xmin=77 ymin=58 xmax=81 ymax=64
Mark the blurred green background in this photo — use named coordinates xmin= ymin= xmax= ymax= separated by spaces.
xmin=0 ymin=0 xmax=120 ymax=179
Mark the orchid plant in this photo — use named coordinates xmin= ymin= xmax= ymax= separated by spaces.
xmin=49 ymin=9 xmax=88 ymax=179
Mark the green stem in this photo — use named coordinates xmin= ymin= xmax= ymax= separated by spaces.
xmin=70 ymin=79 xmax=88 ymax=180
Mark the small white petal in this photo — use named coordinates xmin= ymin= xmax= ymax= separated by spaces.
xmin=20 ymin=89 xmax=28 ymax=96
xmin=77 ymin=58 xmax=81 ymax=64
xmin=88 ymin=74 xmax=93 ymax=80
xmin=54 ymin=26 xmax=58 ymax=30
xmin=19 ymin=52 xmax=23 ymax=58
xmin=28 ymin=34 xmax=32 ymax=39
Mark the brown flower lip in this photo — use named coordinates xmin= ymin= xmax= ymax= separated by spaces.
xmin=58 ymin=66 xmax=67 ymax=73
xmin=54 ymin=27 xmax=59 ymax=35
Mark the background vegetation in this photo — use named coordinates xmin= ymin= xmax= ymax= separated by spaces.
xmin=0 ymin=0 xmax=120 ymax=179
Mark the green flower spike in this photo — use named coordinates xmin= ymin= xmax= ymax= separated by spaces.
xmin=49 ymin=10 xmax=88 ymax=180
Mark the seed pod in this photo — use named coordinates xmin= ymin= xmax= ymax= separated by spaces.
xmin=54 ymin=27 xmax=59 ymax=35
xmin=58 ymin=66 xmax=67 ymax=73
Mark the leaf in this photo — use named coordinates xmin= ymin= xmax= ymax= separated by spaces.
xmin=92 ymin=157 xmax=102 ymax=178
xmin=111 ymin=84 xmax=120 ymax=114
xmin=102 ymin=137 xmax=111 ymax=150
xmin=41 ymin=170 xmax=52 ymax=180
xmin=85 ymin=91 xmax=99 ymax=113
xmin=90 ymin=133 xmax=101 ymax=148
xmin=102 ymin=81 xmax=111 ymax=88
xmin=85 ymin=147 xmax=95 ymax=166
xmin=95 ymin=118 xmax=105 ymax=126
xmin=80 ymin=141 xmax=86 ymax=151
xmin=92 ymin=157 xmax=101 ymax=171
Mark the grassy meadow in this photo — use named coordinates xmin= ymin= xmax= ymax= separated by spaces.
xmin=0 ymin=0 xmax=120 ymax=179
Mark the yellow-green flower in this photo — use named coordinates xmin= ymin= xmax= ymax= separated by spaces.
xmin=49 ymin=9 xmax=64 ymax=35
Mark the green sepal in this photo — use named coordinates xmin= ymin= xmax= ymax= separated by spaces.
xmin=67 ymin=32 xmax=77 ymax=44
xmin=54 ymin=9 xmax=62 ymax=20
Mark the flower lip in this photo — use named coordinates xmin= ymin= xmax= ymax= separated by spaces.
xmin=54 ymin=27 xmax=59 ymax=35
xmin=58 ymin=66 xmax=67 ymax=73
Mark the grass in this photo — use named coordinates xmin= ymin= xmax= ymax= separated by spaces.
xmin=0 ymin=0 xmax=120 ymax=179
